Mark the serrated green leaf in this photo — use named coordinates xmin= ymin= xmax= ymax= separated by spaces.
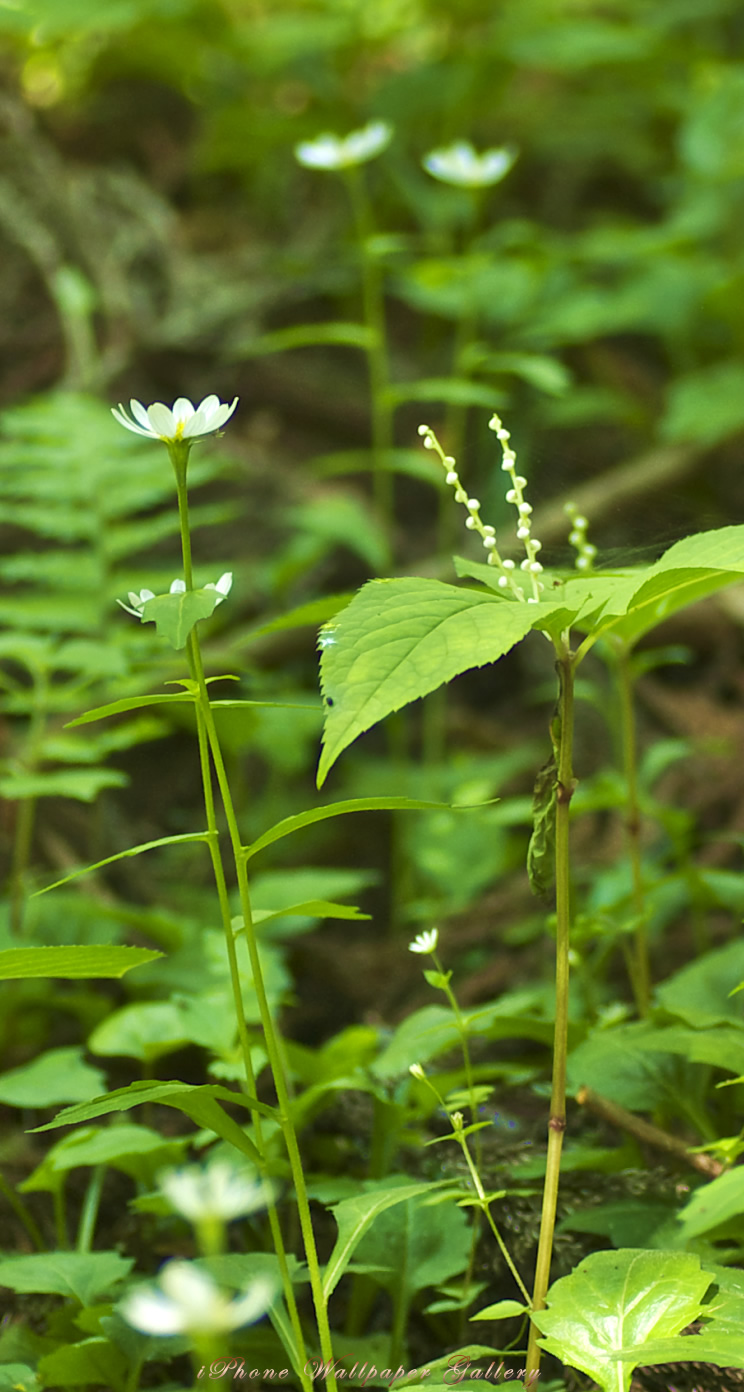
xmin=0 ymin=1251 xmax=132 ymax=1305
xmin=532 ymin=1249 xmax=711 ymax=1390
xmin=244 ymin=796 xmax=450 ymax=859
xmin=140 ymin=587 xmax=224 ymax=648
xmin=317 ymin=579 xmax=553 ymax=785
xmin=0 ymin=946 xmax=161 ymax=981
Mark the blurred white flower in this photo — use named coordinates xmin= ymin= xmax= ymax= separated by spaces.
xmin=422 ymin=141 xmax=517 ymax=188
xmin=161 ymin=1160 xmax=269 ymax=1224
xmin=295 ymin=120 xmax=392 ymax=170
xmin=121 ymin=1260 xmax=274 ymax=1336
xmin=118 ymin=573 xmax=232 ymax=618
xmin=408 ymin=928 xmax=439 ymax=955
xmin=112 ymin=395 xmax=238 ymax=443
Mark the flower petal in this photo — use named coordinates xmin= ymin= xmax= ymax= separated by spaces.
xmin=111 ymin=405 xmax=154 ymax=438
xmin=146 ymin=402 xmax=177 ymax=438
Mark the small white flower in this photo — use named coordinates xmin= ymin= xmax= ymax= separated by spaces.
xmin=118 ymin=587 xmax=156 ymax=618
xmin=120 ymin=1260 xmax=275 ymax=1336
xmin=422 ymin=141 xmax=517 ymax=188
xmin=409 ymin=928 xmax=439 ymax=955
xmin=295 ymin=120 xmax=392 ymax=170
xmin=160 ymin=1160 xmax=269 ymax=1224
xmin=112 ymin=395 xmax=238 ymax=443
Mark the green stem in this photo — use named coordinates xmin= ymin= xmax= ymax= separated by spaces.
xmin=0 ymin=1167 xmax=45 ymax=1250
xmin=613 ymin=643 xmax=650 ymax=1015
xmin=344 ymin=167 xmax=394 ymax=544
xmin=171 ymin=447 xmax=330 ymax=1391
xmin=76 ymin=1165 xmax=105 ymax=1252
xmin=526 ymin=639 xmax=575 ymax=1380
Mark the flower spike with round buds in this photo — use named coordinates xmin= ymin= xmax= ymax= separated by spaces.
xmin=488 ymin=413 xmax=544 ymax=602
xmin=565 ymin=502 xmax=597 ymax=572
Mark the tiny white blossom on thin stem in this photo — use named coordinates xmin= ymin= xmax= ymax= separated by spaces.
xmin=422 ymin=141 xmax=517 ymax=189
xmin=418 ymin=423 xmax=526 ymax=600
xmin=118 ymin=573 xmax=232 ymax=618
xmin=488 ymin=413 xmax=544 ymax=602
xmin=295 ymin=121 xmax=392 ymax=171
xmin=112 ymin=395 xmax=238 ymax=444
xmin=120 ymin=1260 xmax=274 ymax=1336
xmin=409 ymin=928 xmax=439 ymax=955
xmin=160 ymin=1160 xmax=269 ymax=1224
xmin=565 ymin=502 xmax=597 ymax=572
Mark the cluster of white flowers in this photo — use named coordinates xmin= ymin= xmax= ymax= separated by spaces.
xmin=295 ymin=120 xmax=392 ymax=171
xmin=112 ymin=395 xmax=238 ymax=444
xmin=422 ymin=141 xmax=517 ymax=189
xmin=121 ymin=1260 xmax=274 ymax=1337
xmin=565 ymin=502 xmax=597 ymax=572
xmin=418 ymin=420 xmax=544 ymax=602
xmin=118 ymin=572 xmax=232 ymax=619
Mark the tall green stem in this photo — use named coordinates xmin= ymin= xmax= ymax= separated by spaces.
xmin=344 ymin=166 xmax=394 ymax=543
xmin=612 ymin=642 xmax=650 ymax=1015
xmin=170 ymin=446 xmax=334 ymax=1391
xmin=526 ymin=638 xmax=576 ymax=1380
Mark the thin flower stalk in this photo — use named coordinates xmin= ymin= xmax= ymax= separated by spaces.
xmin=525 ymin=636 xmax=576 ymax=1379
xmin=156 ymin=424 xmax=336 ymax=1392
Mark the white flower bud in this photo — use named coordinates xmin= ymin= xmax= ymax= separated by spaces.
xmin=483 ymin=536 xmax=496 ymax=549
xmin=465 ymin=516 xmax=476 ymax=529
xmin=446 ymin=470 xmax=458 ymax=484
xmin=517 ymin=525 xmax=530 ymax=539
xmin=467 ymin=498 xmax=480 ymax=510
xmin=498 ymin=574 xmax=509 ymax=588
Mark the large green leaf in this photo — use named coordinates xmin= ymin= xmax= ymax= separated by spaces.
xmin=0 ymin=945 xmax=162 ymax=980
xmin=353 ymin=1190 xmax=471 ymax=1300
xmin=532 ymin=1249 xmax=711 ymax=1390
xmin=37 ymin=1338 xmax=129 ymax=1392
xmin=0 ymin=1047 xmax=105 ymax=1106
xmin=317 ymin=578 xmax=552 ymax=785
xmin=675 ymin=1167 xmax=744 ymax=1242
xmin=322 ymin=1179 xmax=452 ymax=1300
xmin=0 ymin=1251 xmax=132 ymax=1305
xmin=32 ymin=1080 xmax=273 ymax=1166
xmin=140 ymin=586 xmax=225 ymax=649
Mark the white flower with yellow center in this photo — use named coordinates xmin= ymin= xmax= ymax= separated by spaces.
xmin=120 ymin=1260 xmax=274 ymax=1336
xmin=295 ymin=120 xmax=392 ymax=170
xmin=112 ymin=395 xmax=238 ymax=443
xmin=422 ymin=141 xmax=517 ymax=188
